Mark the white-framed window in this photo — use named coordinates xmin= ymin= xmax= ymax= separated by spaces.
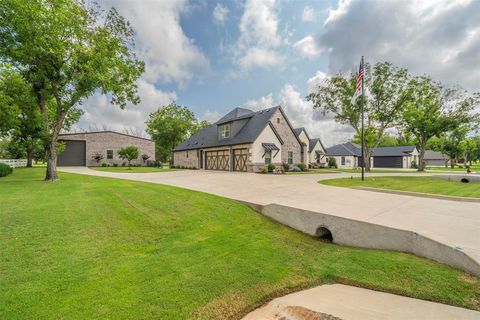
xmin=265 ymin=151 xmax=271 ymax=164
xmin=288 ymin=151 xmax=293 ymax=164
xmin=218 ymin=124 xmax=230 ymax=139
xmin=341 ymin=156 xmax=345 ymax=165
xmin=107 ymin=150 xmax=113 ymax=159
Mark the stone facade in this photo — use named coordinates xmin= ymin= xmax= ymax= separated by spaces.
xmin=269 ymin=109 xmax=302 ymax=165
xmin=173 ymin=150 xmax=199 ymax=168
xmin=58 ymin=131 xmax=155 ymax=166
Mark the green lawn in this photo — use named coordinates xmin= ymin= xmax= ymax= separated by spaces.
xmin=90 ymin=166 xmax=181 ymax=173
xmin=427 ymin=166 xmax=479 ymax=173
xmin=321 ymin=176 xmax=480 ymax=198
xmin=333 ymin=168 xmax=423 ymax=174
xmin=1 ymin=169 xmax=479 ymax=319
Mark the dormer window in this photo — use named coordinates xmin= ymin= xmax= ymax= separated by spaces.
xmin=218 ymin=124 xmax=230 ymax=139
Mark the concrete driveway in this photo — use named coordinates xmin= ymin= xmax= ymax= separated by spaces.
xmin=59 ymin=167 xmax=480 ymax=267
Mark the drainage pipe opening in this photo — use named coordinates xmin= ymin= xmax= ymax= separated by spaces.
xmin=316 ymin=227 xmax=333 ymax=242
xmin=461 ymin=178 xmax=470 ymax=183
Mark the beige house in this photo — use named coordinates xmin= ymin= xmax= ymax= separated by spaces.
xmin=325 ymin=142 xmax=419 ymax=169
xmin=294 ymin=128 xmax=326 ymax=167
xmin=57 ymin=131 xmax=155 ymax=166
xmin=173 ymin=106 xmax=311 ymax=172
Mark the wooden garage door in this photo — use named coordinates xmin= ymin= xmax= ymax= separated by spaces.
xmin=374 ymin=156 xmax=402 ymax=168
xmin=233 ymin=148 xmax=248 ymax=172
xmin=57 ymin=140 xmax=86 ymax=166
xmin=206 ymin=150 xmax=230 ymax=171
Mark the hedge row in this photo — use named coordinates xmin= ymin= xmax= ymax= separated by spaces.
xmin=0 ymin=163 xmax=13 ymax=177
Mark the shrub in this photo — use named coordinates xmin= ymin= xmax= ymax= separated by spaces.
xmin=282 ymin=162 xmax=290 ymax=172
xmin=141 ymin=154 xmax=150 ymax=163
xmin=112 ymin=163 xmax=118 ymax=167
xmin=291 ymin=166 xmax=301 ymax=172
xmin=260 ymin=167 xmax=268 ymax=174
xmin=297 ymin=163 xmax=306 ymax=171
xmin=328 ymin=157 xmax=337 ymax=168
xmin=0 ymin=163 xmax=13 ymax=177
xmin=267 ymin=163 xmax=275 ymax=173
xmin=411 ymin=160 xmax=418 ymax=169
xmin=118 ymin=145 xmax=139 ymax=167
xmin=101 ymin=162 xmax=108 ymax=167
xmin=92 ymin=152 xmax=104 ymax=164
xmin=122 ymin=162 xmax=126 ymax=167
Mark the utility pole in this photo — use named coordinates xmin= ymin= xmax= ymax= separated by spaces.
xmin=361 ymin=56 xmax=365 ymax=181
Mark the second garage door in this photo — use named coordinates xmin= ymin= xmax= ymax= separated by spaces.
xmin=57 ymin=140 xmax=86 ymax=166
xmin=373 ymin=156 xmax=403 ymax=168
xmin=206 ymin=150 xmax=230 ymax=170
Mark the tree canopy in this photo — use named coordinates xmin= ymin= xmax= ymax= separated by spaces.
xmin=0 ymin=0 xmax=144 ymax=180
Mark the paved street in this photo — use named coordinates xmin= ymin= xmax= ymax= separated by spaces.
xmin=59 ymin=167 xmax=480 ymax=268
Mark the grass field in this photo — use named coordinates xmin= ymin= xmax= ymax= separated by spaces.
xmin=321 ymin=176 xmax=480 ymax=198
xmin=427 ymin=166 xmax=479 ymax=173
xmin=333 ymin=168 xmax=422 ymax=174
xmin=90 ymin=166 xmax=181 ymax=173
xmin=1 ymin=169 xmax=479 ymax=319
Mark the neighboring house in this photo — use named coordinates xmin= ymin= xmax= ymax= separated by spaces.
xmin=424 ymin=150 xmax=449 ymax=167
xmin=326 ymin=143 xmax=419 ymax=169
xmin=372 ymin=146 xmax=418 ymax=168
xmin=173 ymin=106 xmax=304 ymax=172
xmin=57 ymin=131 xmax=155 ymax=166
xmin=309 ymin=138 xmax=327 ymax=167
xmin=325 ymin=142 xmax=362 ymax=168
xmin=294 ymin=127 xmax=327 ymax=167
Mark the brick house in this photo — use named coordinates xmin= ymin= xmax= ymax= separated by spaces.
xmin=57 ymin=131 xmax=155 ymax=166
xmin=173 ymin=106 xmax=325 ymax=172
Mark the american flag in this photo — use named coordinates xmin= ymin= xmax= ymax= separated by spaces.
xmin=351 ymin=60 xmax=364 ymax=104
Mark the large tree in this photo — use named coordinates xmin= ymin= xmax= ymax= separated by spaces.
xmin=307 ymin=61 xmax=410 ymax=170
xmin=401 ymin=76 xmax=477 ymax=171
xmin=440 ymin=126 xmax=469 ymax=168
xmin=0 ymin=0 xmax=144 ymax=180
xmin=146 ymin=103 xmax=200 ymax=163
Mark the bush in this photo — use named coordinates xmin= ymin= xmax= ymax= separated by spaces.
xmin=101 ymin=162 xmax=108 ymax=167
xmin=328 ymin=157 xmax=337 ymax=168
xmin=411 ymin=160 xmax=418 ymax=169
xmin=260 ymin=167 xmax=268 ymax=174
xmin=291 ymin=166 xmax=301 ymax=172
xmin=282 ymin=162 xmax=290 ymax=172
xmin=267 ymin=163 xmax=275 ymax=173
xmin=122 ymin=162 xmax=126 ymax=167
xmin=0 ymin=163 xmax=13 ymax=177
xmin=112 ymin=163 xmax=118 ymax=167
xmin=297 ymin=163 xmax=306 ymax=171
xmin=92 ymin=152 xmax=104 ymax=164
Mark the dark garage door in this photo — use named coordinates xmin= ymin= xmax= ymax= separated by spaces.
xmin=206 ymin=150 xmax=229 ymax=171
xmin=57 ymin=140 xmax=86 ymax=166
xmin=374 ymin=156 xmax=402 ymax=168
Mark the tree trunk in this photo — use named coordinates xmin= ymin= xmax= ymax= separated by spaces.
xmin=364 ymin=149 xmax=373 ymax=171
xmin=450 ymin=159 xmax=455 ymax=168
xmin=417 ymin=139 xmax=426 ymax=171
xmin=26 ymin=148 xmax=34 ymax=168
xmin=45 ymin=139 xmax=58 ymax=181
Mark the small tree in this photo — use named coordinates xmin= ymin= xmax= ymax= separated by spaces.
xmin=141 ymin=153 xmax=150 ymax=163
xmin=92 ymin=152 xmax=104 ymax=164
xmin=118 ymin=146 xmax=139 ymax=168
xmin=328 ymin=157 xmax=337 ymax=168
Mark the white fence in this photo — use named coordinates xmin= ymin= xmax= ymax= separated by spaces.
xmin=0 ymin=159 xmax=27 ymax=168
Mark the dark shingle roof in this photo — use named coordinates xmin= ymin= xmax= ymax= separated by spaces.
xmin=373 ymin=145 xmax=416 ymax=156
xmin=173 ymin=106 xmax=281 ymax=151
xmin=424 ymin=150 xmax=449 ymax=160
xmin=309 ymin=138 xmax=325 ymax=152
xmin=326 ymin=142 xmax=361 ymax=156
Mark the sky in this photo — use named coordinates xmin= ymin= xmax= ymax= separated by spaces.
xmin=77 ymin=0 xmax=480 ymax=146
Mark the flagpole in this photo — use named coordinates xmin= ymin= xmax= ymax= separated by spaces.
xmin=361 ymin=56 xmax=365 ymax=181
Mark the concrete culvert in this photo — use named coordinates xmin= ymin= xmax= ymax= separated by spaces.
xmin=461 ymin=178 xmax=470 ymax=183
xmin=316 ymin=226 xmax=333 ymax=242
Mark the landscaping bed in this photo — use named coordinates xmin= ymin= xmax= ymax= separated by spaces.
xmin=320 ymin=176 xmax=480 ymax=198
xmin=1 ymin=169 xmax=479 ymax=319
xmin=90 ymin=166 xmax=181 ymax=173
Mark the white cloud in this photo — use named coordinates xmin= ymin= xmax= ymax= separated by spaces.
xmin=307 ymin=71 xmax=328 ymax=93
xmin=106 ymin=0 xmax=210 ymax=86
xmin=293 ymin=36 xmax=322 ymax=58
xmin=243 ymin=93 xmax=275 ymax=111
xmin=201 ymin=110 xmax=222 ymax=123
xmin=213 ymin=3 xmax=229 ymax=24
xmin=77 ymin=80 xmax=176 ymax=135
xmin=238 ymin=47 xmax=285 ymax=70
xmin=318 ymin=0 xmax=480 ymax=91
xmin=302 ymin=5 xmax=315 ymax=22
xmin=235 ymin=0 xmax=285 ymax=70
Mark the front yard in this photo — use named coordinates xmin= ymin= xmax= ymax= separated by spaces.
xmin=1 ymin=169 xmax=479 ymax=319
xmin=321 ymin=176 xmax=480 ymax=198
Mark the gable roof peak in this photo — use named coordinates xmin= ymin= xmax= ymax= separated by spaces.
xmin=216 ymin=107 xmax=254 ymax=124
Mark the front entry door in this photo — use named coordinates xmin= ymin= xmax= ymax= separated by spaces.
xmin=206 ymin=150 xmax=230 ymax=170
xmin=233 ymin=148 xmax=248 ymax=172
